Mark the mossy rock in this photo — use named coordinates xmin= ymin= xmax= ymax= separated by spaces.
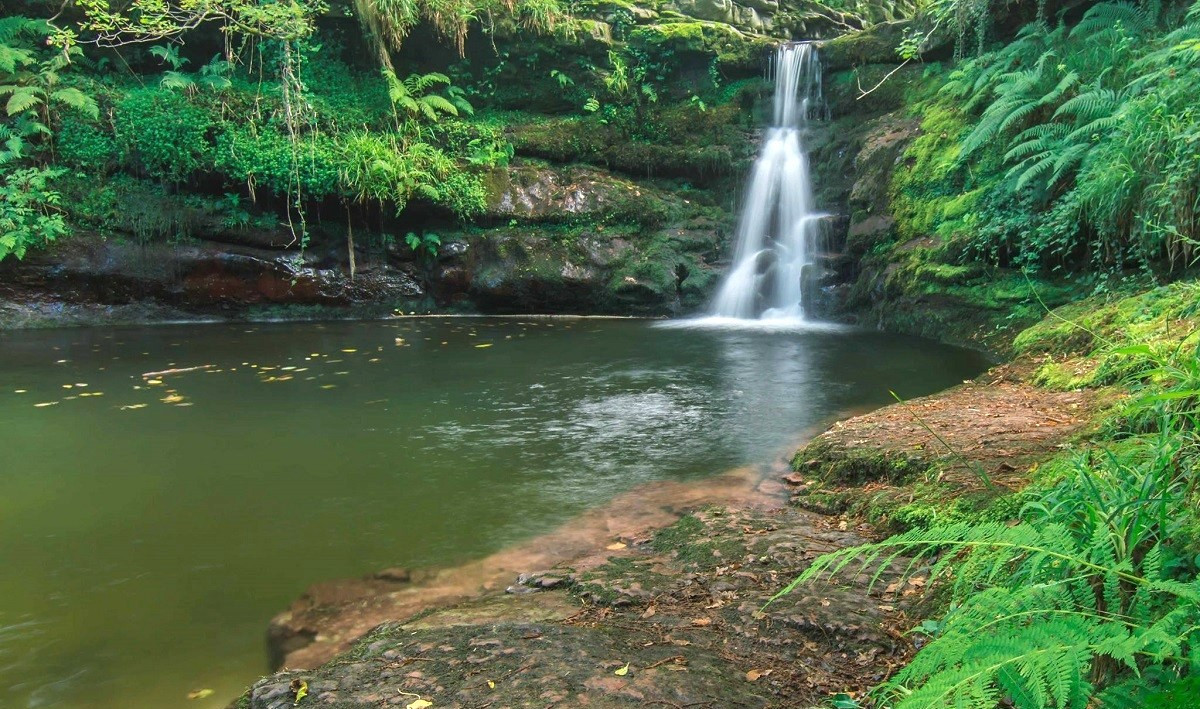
xmin=817 ymin=21 xmax=909 ymax=70
xmin=1015 ymin=282 xmax=1200 ymax=391
xmin=824 ymin=63 xmax=926 ymax=117
xmin=818 ymin=20 xmax=951 ymax=70
xmin=793 ymin=437 xmax=931 ymax=485
xmin=629 ymin=21 xmax=775 ymax=72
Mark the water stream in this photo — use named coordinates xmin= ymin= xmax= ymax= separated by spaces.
xmin=710 ymin=42 xmax=827 ymax=321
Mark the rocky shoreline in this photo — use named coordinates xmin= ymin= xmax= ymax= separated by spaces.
xmin=234 ymin=356 xmax=1094 ymax=708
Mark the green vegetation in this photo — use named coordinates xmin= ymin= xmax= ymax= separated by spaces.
xmin=2 ymin=0 xmax=1199 ymax=700
xmin=784 ymin=285 xmax=1200 ymax=706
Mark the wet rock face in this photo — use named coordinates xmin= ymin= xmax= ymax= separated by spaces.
xmin=484 ymin=164 xmax=679 ymax=223
xmin=1 ymin=161 xmax=729 ymax=327
xmin=0 ymin=238 xmax=425 ymax=325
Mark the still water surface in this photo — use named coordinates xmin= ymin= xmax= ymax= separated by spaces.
xmin=0 ymin=318 xmax=989 ymax=708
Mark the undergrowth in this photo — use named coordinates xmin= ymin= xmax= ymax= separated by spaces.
xmin=778 ymin=288 xmax=1200 ymax=707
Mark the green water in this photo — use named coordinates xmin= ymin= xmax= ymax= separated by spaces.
xmin=0 ymin=318 xmax=989 ymax=708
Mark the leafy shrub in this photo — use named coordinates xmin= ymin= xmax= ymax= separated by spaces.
xmin=0 ymin=167 xmax=68 ymax=259
xmin=113 ymin=88 xmax=215 ymax=181
xmin=214 ymin=124 xmax=340 ymax=200
xmin=56 ymin=116 xmax=117 ymax=171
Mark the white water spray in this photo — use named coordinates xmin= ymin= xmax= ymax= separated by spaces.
xmin=710 ymin=43 xmax=827 ymax=321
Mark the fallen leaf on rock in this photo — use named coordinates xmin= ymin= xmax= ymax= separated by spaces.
xmin=406 ymin=700 xmax=432 ymax=709
xmin=690 ymin=618 xmax=712 ymax=627
xmin=877 ymin=604 xmax=896 ymax=612
xmin=745 ymin=669 xmax=772 ymax=682
xmin=908 ymin=577 xmax=927 ymax=587
xmin=640 ymin=606 xmax=656 ymax=619
xmin=487 ymin=681 xmax=495 ymax=690
xmin=614 ymin=663 xmax=630 ymax=676
xmin=187 ymin=688 xmax=214 ymax=700
xmin=290 ymin=679 xmax=308 ymax=705
xmin=605 ymin=542 xmax=627 ymax=550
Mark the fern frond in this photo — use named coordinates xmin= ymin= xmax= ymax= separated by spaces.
xmin=1070 ymin=2 xmax=1153 ymax=40
xmin=1054 ymin=88 xmax=1120 ymax=121
xmin=420 ymin=94 xmax=458 ymax=117
xmin=49 ymin=87 xmax=98 ymax=118
xmin=6 ymin=87 xmax=42 ymax=116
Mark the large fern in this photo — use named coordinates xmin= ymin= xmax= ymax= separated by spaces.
xmin=776 ymin=411 xmax=1200 ymax=709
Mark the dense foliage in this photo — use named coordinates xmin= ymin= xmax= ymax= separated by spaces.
xmin=782 ymin=282 xmax=1200 ymax=707
xmin=893 ymin=0 xmax=1200 ymax=282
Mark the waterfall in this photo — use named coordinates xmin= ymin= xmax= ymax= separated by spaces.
xmin=710 ymin=43 xmax=826 ymax=321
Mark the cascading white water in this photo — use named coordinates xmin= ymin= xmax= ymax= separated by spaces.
xmin=710 ymin=43 xmax=826 ymax=321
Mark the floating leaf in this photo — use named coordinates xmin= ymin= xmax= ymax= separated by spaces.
xmin=474 ymin=343 xmax=493 ymax=349
xmin=187 ymin=688 xmax=215 ymax=700
xmin=614 ymin=663 xmax=630 ymax=676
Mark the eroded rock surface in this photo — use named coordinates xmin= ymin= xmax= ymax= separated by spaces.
xmin=246 ymin=505 xmax=916 ymax=709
